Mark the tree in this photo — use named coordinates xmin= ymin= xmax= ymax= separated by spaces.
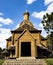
xmin=0 ymin=47 xmax=2 ymax=54
xmin=42 ymin=12 xmax=53 ymax=51
xmin=0 ymin=47 xmax=5 ymax=59
xmin=47 ymin=32 xmax=53 ymax=51
xmin=42 ymin=12 xmax=53 ymax=33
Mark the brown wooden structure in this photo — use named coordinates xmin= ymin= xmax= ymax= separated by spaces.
xmin=4 ymin=11 xmax=51 ymax=59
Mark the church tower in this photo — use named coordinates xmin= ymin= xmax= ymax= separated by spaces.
xmin=23 ymin=11 xmax=29 ymax=20
xmin=19 ymin=11 xmax=34 ymax=27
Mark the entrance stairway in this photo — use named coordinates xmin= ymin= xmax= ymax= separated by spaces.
xmin=2 ymin=57 xmax=47 ymax=65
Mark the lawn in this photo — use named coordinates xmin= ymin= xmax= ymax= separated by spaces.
xmin=45 ymin=58 xmax=53 ymax=65
xmin=0 ymin=59 xmax=4 ymax=65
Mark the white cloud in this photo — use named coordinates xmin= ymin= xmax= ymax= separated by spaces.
xmin=0 ymin=24 xmax=2 ymax=27
xmin=32 ymin=2 xmax=53 ymax=19
xmin=34 ymin=23 xmax=47 ymax=37
xmin=15 ymin=24 xmax=20 ymax=29
xmin=38 ymin=23 xmax=47 ymax=37
xmin=32 ymin=11 xmax=46 ymax=19
xmin=12 ymin=23 xmax=20 ymax=31
xmin=27 ymin=0 xmax=36 ymax=4
xmin=0 ymin=12 xmax=13 ymax=48
xmin=0 ymin=40 xmax=6 ymax=49
xmin=39 ymin=23 xmax=43 ymax=29
xmin=0 ymin=12 xmax=3 ymax=16
xmin=44 ymin=0 xmax=53 ymax=5
xmin=34 ymin=23 xmax=44 ymax=30
xmin=0 ymin=28 xmax=11 ymax=48
xmin=41 ymin=30 xmax=48 ymax=37
xmin=47 ymin=2 xmax=53 ymax=13
xmin=32 ymin=1 xmax=53 ymax=37
xmin=0 ymin=17 xmax=13 ymax=25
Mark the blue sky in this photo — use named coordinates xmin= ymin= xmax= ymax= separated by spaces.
xmin=0 ymin=0 xmax=53 ymax=48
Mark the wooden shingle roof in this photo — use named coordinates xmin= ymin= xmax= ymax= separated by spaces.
xmin=11 ymin=24 xmax=41 ymax=33
xmin=6 ymin=36 xmax=12 ymax=41
xmin=41 ymin=36 xmax=47 ymax=40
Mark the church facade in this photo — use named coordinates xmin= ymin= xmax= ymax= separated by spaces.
xmin=5 ymin=12 xmax=51 ymax=59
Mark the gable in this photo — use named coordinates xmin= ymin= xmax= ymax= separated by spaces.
xmin=18 ymin=29 xmax=35 ymax=41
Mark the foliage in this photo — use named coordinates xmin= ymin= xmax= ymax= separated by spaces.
xmin=42 ymin=12 xmax=53 ymax=33
xmin=42 ymin=12 xmax=53 ymax=52
xmin=47 ymin=32 xmax=53 ymax=51
xmin=0 ymin=47 xmax=2 ymax=54
xmin=0 ymin=47 xmax=5 ymax=59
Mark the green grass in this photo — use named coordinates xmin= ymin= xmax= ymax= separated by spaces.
xmin=0 ymin=59 xmax=4 ymax=65
xmin=45 ymin=58 xmax=53 ymax=65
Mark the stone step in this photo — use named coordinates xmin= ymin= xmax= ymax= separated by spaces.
xmin=2 ymin=57 xmax=47 ymax=65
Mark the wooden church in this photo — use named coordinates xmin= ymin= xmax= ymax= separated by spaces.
xmin=4 ymin=11 xmax=51 ymax=59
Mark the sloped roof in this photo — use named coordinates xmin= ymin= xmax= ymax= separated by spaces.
xmin=41 ymin=36 xmax=47 ymax=40
xmin=6 ymin=36 xmax=12 ymax=41
xmin=20 ymin=20 xmax=34 ymax=27
xmin=11 ymin=24 xmax=41 ymax=33
xmin=37 ymin=45 xmax=51 ymax=54
xmin=11 ymin=11 xmax=42 ymax=33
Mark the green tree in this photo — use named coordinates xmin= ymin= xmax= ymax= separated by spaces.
xmin=0 ymin=47 xmax=2 ymax=54
xmin=42 ymin=12 xmax=53 ymax=33
xmin=42 ymin=12 xmax=53 ymax=51
xmin=47 ymin=32 xmax=53 ymax=51
xmin=0 ymin=47 xmax=5 ymax=59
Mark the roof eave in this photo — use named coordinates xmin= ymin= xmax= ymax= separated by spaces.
xmin=11 ymin=30 xmax=42 ymax=33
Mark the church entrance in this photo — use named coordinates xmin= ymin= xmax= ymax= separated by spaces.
xmin=21 ymin=42 xmax=31 ymax=57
